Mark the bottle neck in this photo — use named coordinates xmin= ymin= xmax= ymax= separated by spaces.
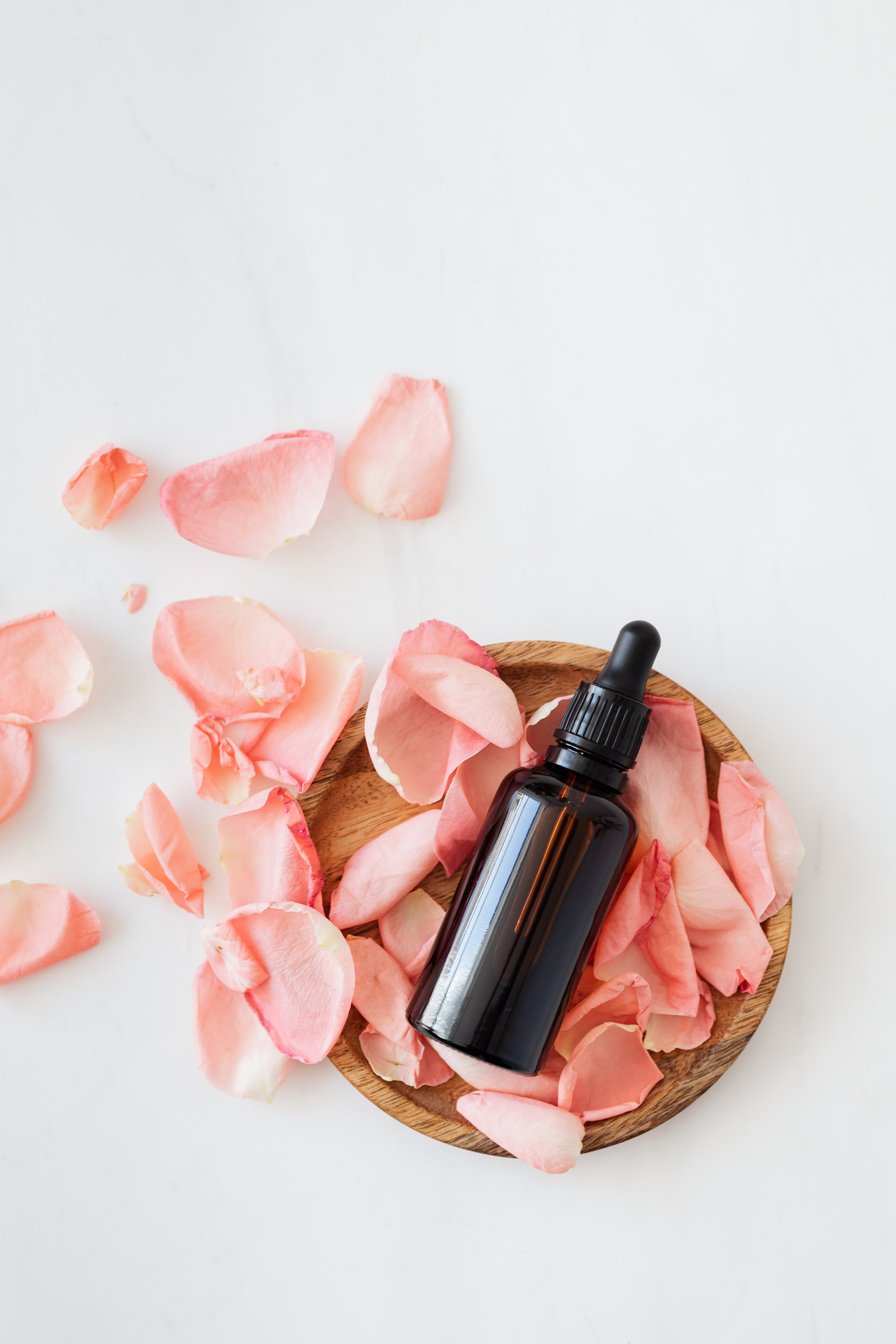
xmin=545 ymin=743 xmax=627 ymax=792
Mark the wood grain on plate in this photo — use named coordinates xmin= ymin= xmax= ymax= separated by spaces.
xmin=301 ymin=640 xmax=791 ymax=1158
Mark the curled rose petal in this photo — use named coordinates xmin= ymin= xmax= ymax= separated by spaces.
xmin=62 ymin=443 xmax=148 ymax=530
xmin=218 ymin=787 xmax=323 ymax=912
xmin=204 ymin=902 xmax=354 ymax=1062
xmin=430 ymin=1041 xmax=564 ymax=1104
xmin=0 ymin=611 xmax=93 ymax=725
xmin=456 ymin=1091 xmax=584 ymax=1174
xmin=0 ymin=724 xmax=35 ymax=826
xmin=153 ymin=597 xmax=305 ymax=719
xmin=122 ymin=783 xmax=207 ymax=917
xmin=160 ymin=431 xmax=336 ymax=558
xmin=328 ymin=809 xmax=440 ymax=929
xmin=672 ymin=839 xmax=773 ymax=995
xmin=624 ymin=694 xmax=710 ymax=864
xmin=435 ymin=724 xmax=524 ymax=875
xmin=378 ymin=888 xmax=445 ymax=980
xmin=359 ymin=1024 xmax=454 ymax=1087
xmin=557 ymin=1022 xmax=663 ymax=1121
xmin=348 ymin=936 xmax=414 ymax=1040
xmin=366 ymin=620 xmax=521 ymax=805
xmin=251 ymin=649 xmax=363 ymax=792
xmin=343 ymin=374 xmax=451 ymax=520
xmin=194 ymin=961 xmax=289 ymax=1102
xmin=122 ymin=584 xmax=148 ymax=614
xmin=717 ymin=761 xmax=805 ymax=921
xmin=191 ymin=717 xmax=257 ymax=805
xmin=519 ymin=695 xmax=572 ymax=769
xmin=0 ymin=882 xmax=101 ymax=984
xmin=554 ymin=972 xmax=652 ymax=1060
xmin=644 ymin=979 xmax=716 ymax=1053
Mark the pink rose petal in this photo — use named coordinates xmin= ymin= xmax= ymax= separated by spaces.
xmin=366 ymin=620 xmax=521 ymax=804
xmin=251 ymin=648 xmax=363 ymax=792
xmin=706 ymin=800 xmax=732 ymax=874
xmin=434 ymin=724 xmax=524 ymax=875
xmin=672 ymin=839 xmax=773 ymax=995
xmin=0 ymin=724 xmax=35 ymax=826
xmin=194 ymin=961 xmax=290 ymax=1102
xmin=644 ymin=979 xmax=716 ymax=1053
xmin=343 ymin=374 xmax=451 ymax=520
xmin=624 ymin=694 xmax=710 ymax=863
xmin=62 ymin=443 xmax=148 ymax=530
xmin=0 ymin=611 xmax=93 ymax=725
xmin=191 ymin=716 xmax=257 ymax=805
xmin=554 ymin=972 xmax=652 ymax=1060
xmin=358 ymin=1024 xmax=454 ymax=1087
xmin=557 ymin=1022 xmax=663 ymax=1121
xmin=328 ymin=809 xmax=440 ymax=929
xmin=378 ymin=887 xmax=445 ymax=980
xmin=160 ymin=431 xmax=336 ymax=558
xmin=717 ymin=761 xmax=805 ymax=921
xmin=0 ymin=882 xmax=101 ymax=984
xmin=203 ymin=902 xmax=354 ymax=1062
xmin=122 ymin=583 xmax=148 ymax=614
xmin=218 ymin=787 xmax=323 ymax=913
xmin=520 ymin=695 xmax=572 ymax=768
xmin=153 ymin=596 xmax=305 ymax=719
xmin=456 ymin=1091 xmax=584 ymax=1174
xmin=122 ymin=783 xmax=207 ymax=917
xmin=348 ymin=936 xmax=414 ymax=1040
xmin=430 ymin=1041 xmax=564 ymax=1104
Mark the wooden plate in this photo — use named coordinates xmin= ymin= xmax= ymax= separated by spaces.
xmin=301 ymin=640 xmax=791 ymax=1158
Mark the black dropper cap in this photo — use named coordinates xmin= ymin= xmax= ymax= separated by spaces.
xmin=554 ymin=620 xmax=661 ymax=771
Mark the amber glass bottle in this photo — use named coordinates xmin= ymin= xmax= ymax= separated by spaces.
xmin=407 ymin=620 xmax=661 ymax=1075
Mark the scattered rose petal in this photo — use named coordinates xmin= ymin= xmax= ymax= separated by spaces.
xmin=194 ymin=961 xmax=289 ymax=1102
xmin=672 ymin=839 xmax=773 ymax=995
xmin=0 ymin=724 xmax=35 ymax=826
xmin=328 ymin=809 xmax=440 ymax=929
xmin=191 ymin=716 xmax=257 ymax=805
xmin=717 ymin=761 xmax=805 ymax=921
xmin=160 ymin=431 xmax=336 ymax=558
xmin=366 ymin=620 xmax=521 ymax=804
xmin=218 ymin=787 xmax=323 ymax=912
xmin=378 ymin=887 xmax=445 ymax=979
xmin=430 ymin=1041 xmax=564 ymax=1104
xmin=153 ymin=596 xmax=305 ymax=719
xmin=456 ymin=1091 xmax=584 ymax=1174
xmin=644 ymin=980 xmax=716 ymax=1053
xmin=557 ymin=1023 xmax=663 ymax=1121
xmin=624 ymin=694 xmax=710 ymax=864
xmin=121 ymin=783 xmax=207 ymax=917
xmin=554 ymin=972 xmax=652 ymax=1060
xmin=519 ymin=694 xmax=572 ymax=768
xmin=343 ymin=373 xmax=451 ymax=520
xmin=0 ymin=882 xmax=101 ymax=984
xmin=348 ymin=936 xmax=414 ymax=1040
xmin=359 ymin=1024 xmax=454 ymax=1087
xmin=251 ymin=648 xmax=363 ymax=792
xmin=434 ymin=722 xmax=524 ymax=874
xmin=62 ymin=443 xmax=148 ymax=530
xmin=122 ymin=583 xmax=148 ymax=614
xmin=203 ymin=902 xmax=354 ymax=1062
xmin=0 ymin=611 xmax=93 ymax=725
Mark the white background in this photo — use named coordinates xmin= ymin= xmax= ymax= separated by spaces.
xmin=1 ymin=3 xmax=894 ymax=1341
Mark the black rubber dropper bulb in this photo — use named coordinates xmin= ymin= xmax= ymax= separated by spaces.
xmin=597 ymin=619 xmax=662 ymax=698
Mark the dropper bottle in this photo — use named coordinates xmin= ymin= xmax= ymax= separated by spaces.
xmin=408 ymin=620 xmax=662 ymax=1075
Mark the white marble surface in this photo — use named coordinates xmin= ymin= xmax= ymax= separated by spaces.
xmin=1 ymin=3 xmax=894 ymax=1341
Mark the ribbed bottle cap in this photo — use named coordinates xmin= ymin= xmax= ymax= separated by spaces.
xmin=554 ymin=621 xmax=661 ymax=771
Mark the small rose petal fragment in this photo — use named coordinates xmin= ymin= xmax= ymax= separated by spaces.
xmin=204 ymin=902 xmax=354 ymax=1062
xmin=218 ymin=787 xmax=323 ymax=912
xmin=62 ymin=443 xmax=148 ymax=530
xmin=0 ymin=882 xmax=101 ymax=984
xmin=431 ymin=1041 xmax=564 ymax=1104
xmin=557 ymin=1023 xmax=663 ymax=1121
xmin=122 ymin=783 xmax=207 ymax=917
xmin=153 ymin=597 xmax=305 ymax=719
xmin=520 ymin=695 xmax=572 ymax=768
xmin=160 ymin=431 xmax=336 ymax=558
xmin=0 ymin=724 xmax=34 ymax=825
xmin=343 ymin=373 xmax=451 ymax=520
xmin=0 ymin=611 xmax=93 ymax=725
xmin=122 ymin=584 xmax=148 ymax=614
xmin=359 ymin=1024 xmax=453 ymax=1087
xmin=328 ymin=809 xmax=440 ymax=929
xmin=366 ymin=620 xmax=521 ymax=804
xmin=378 ymin=888 xmax=444 ymax=979
xmin=624 ymin=694 xmax=710 ymax=863
xmin=251 ymin=649 xmax=363 ymax=792
xmin=717 ymin=761 xmax=805 ymax=921
xmin=644 ymin=980 xmax=716 ymax=1053
xmin=194 ymin=961 xmax=290 ymax=1102
xmin=672 ymin=839 xmax=773 ymax=995
xmin=554 ymin=972 xmax=652 ymax=1060
xmin=456 ymin=1091 xmax=584 ymax=1174
xmin=348 ymin=936 xmax=414 ymax=1040
xmin=435 ymin=726 xmax=523 ymax=875
xmin=191 ymin=717 xmax=257 ymax=805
